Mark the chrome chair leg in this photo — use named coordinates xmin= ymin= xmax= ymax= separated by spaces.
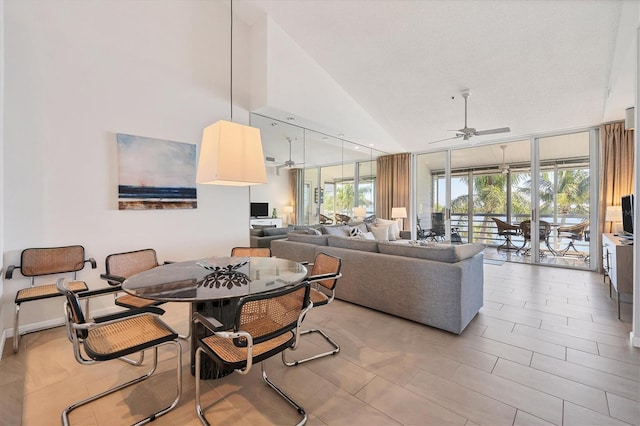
xmin=61 ymin=341 xmax=182 ymax=426
xmin=13 ymin=304 xmax=21 ymax=353
xmin=261 ymin=362 xmax=307 ymax=426
xmin=282 ymin=328 xmax=340 ymax=366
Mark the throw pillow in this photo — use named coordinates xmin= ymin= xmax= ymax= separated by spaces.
xmin=308 ymin=228 xmax=322 ymax=236
xmin=372 ymin=224 xmax=396 ymax=241
xmin=376 ymin=218 xmax=400 ymax=239
xmin=361 ymin=231 xmax=375 ymax=240
xmin=349 ymin=227 xmax=364 ymax=237
xmin=370 ymin=225 xmax=389 ymax=241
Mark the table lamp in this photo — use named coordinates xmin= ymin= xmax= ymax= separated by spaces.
xmin=353 ymin=206 xmax=366 ymax=221
xmin=391 ymin=207 xmax=407 ymax=230
xmin=605 ymin=205 xmax=622 ymax=234
xmin=283 ymin=205 xmax=294 ymax=225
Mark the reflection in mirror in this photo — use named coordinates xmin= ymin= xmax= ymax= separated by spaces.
xmin=250 ymin=113 xmax=386 ymax=228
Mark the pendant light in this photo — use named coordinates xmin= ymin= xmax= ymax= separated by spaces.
xmin=196 ymin=0 xmax=267 ymax=186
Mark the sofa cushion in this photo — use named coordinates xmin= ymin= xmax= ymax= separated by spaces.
xmin=327 ymin=235 xmax=379 ymax=252
xmin=376 ymin=218 xmax=400 ymax=239
xmin=371 ymin=224 xmax=397 ymax=241
xmin=251 ymin=224 xmax=276 ymax=229
xmin=378 ymin=241 xmax=485 ymax=263
xmin=263 ymin=227 xmax=289 ymax=236
xmin=321 ymin=225 xmax=350 ymax=236
xmin=370 ymin=225 xmax=390 ymax=241
xmin=286 ymin=232 xmax=329 ymax=245
xmin=250 ymin=229 xmax=264 ymax=237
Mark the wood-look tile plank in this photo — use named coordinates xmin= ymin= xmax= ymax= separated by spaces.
xmin=566 ymin=348 xmax=640 ymax=382
xmin=492 ymin=358 xmax=609 ymax=414
xmin=482 ymin=326 xmax=567 ymax=360
xmin=451 ymin=364 xmax=563 ymax=425
xmin=405 ymin=369 xmax=517 ymax=426
xmin=449 ymin=333 xmax=533 ymax=366
xmin=531 ymin=353 xmax=640 ymax=402
xmin=478 ymin=307 xmax=542 ymax=328
xmin=563 ymin=401 xmax=631 ymax=426
xmin=355 ymin=376 xmax=468 ymax=425
xmin=607 ymin=393 xmax=640 ymax=426
xmin=597 ymin=342 xmax=640 ymax=366
xmin=540 ymin=322 xmax=630 ymax=348
xmin=513 ymin=410 xmax=556 ymax=426
xmin=513 ymin=324 xmax=599 ymax=354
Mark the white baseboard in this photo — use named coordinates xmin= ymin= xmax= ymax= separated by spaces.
xmin=0 ymin=329 xmax=6 ymax=361
xmin=631 ymin=331 xmax=640 ymax=348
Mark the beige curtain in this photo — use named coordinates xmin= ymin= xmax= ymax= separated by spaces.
xmin=376 ymin=153 xmax=410 ymax=228
xmin=598 ymin=121 xmax=634 ymax=269
xmin=289 ymin=168 xmax=302 ymax=225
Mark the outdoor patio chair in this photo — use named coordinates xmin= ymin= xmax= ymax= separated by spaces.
xmin=518 ymin=220 xmax=552 ymax=256
xmin=5 ymin=245 xmax=96 ymax=353
xmin=283 ymin=252 xmax=342 ymax=366
xmin=425 ymin=212 xmax=446 ymax=241
xmin=193 ymin=281 xmax=312 ymax=425
xmin=557 ymin=221 xmax=589 ymax=256
xmin=334 ymin=213 xmax=351 ymax=224
xmin=492 ymin=217 xmax=521 ymax=250
xmin=56 ymin=277 xmax=182 ymax=426
xmin=319 ymin=214 xmax=333 ymax=224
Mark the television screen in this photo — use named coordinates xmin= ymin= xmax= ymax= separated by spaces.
xmin=250 ymin=202 xmax=269 ymax=218
xmin=621 ymin=194 xmax=634 ymax=236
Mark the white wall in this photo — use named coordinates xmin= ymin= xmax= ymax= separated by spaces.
xmin=1 ymin=0 xmax=257 ymax=337
xmin=0 ymin=0 xmax=6 ymax=351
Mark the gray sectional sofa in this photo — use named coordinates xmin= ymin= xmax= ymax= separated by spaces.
xmin=271 ymin=232 xmax=485 ymax=334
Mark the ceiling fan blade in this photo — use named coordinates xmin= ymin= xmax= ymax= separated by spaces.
xmin=474 ymin=127 xmax=511 ymax=136
xmin=428 ymin=135 xmax=463 ymax=145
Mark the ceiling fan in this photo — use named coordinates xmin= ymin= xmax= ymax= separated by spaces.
xmin=265 ymin=137 xmax=304 ymax=175
xmin=498 ymin=145 xmax=509 ymax=174
xmin=428 ymin=90 xmax=511 ymax=144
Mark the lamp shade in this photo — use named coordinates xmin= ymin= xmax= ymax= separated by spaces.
xmin=625 ymin=107 xmax=635 ymax=131
xmin=283 ymin=205 xmax=294 ymax=214
xmin=196 ymin=120 xmax=267 ymax=186
xmin=353 ymin=206 xmax=366 ymax=218
xmin=605 ymin=205 xmax=622 ymax=222
xmin=391 ymin=207 xmax=407 ymax=219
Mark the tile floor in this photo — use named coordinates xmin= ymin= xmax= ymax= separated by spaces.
xmin=1 ymin=261 xmax=638 ymax=425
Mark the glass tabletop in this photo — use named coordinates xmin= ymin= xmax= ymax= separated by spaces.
xmin=122 ymin=257 xmax=308 ymax=302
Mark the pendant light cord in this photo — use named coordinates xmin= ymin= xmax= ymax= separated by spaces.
xmin=230 ymin=0 xmax=233 ymax=122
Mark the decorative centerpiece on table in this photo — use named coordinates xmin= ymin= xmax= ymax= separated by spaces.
xmin=197 ymin=257 xmax=250 ymax=289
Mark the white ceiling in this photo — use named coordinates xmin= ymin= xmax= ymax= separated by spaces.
xmin=237 ymin=0 xmax=637 ymax=155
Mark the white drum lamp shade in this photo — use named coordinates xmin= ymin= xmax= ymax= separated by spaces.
xmin=391 ymin=207 xmax=407 ymax=219
xmin=196 ymin=120 xmax=267 ymax=186
xmin=353 ymin=206 xmax=366 ymax=220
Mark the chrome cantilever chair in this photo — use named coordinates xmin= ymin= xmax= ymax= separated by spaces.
xmin=5 ymin=245 xmax=96 ymax=353
xmin=56 ymin=278 xmax=182 ymax=426
xmin=193 ymin=281 xmax=312 ymax=426
xmin=101 ymin=248 xmax=189 ymax=343
xmin=283 ymin=252 xmax=342 ymax=366
xmin=492 ymin=217 xmax=521 ymax=251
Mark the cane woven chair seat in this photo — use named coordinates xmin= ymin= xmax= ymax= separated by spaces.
xmin=101 ymin=249 xmax=163 ymax=309
xmin=16 ymin=280 xmax=87 ymax=303
xmin=5 ymin=245 xmax=96 ymax=353
xmin=84 ymin=315 xmax=177 ymax=360
xmin=111 ymin=293 xmax=157 ymax=309
xmin=309 ymin=289 xmax=329 ymax=306
xmin=201 ymin=331 xmax=294 ymax=366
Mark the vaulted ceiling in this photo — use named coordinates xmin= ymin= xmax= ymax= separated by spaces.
xmin=237 ymin=0 xmax=637 ymax=155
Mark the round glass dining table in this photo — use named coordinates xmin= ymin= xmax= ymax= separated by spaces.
xmin=122 ymin=256 xmax=308 ymax=377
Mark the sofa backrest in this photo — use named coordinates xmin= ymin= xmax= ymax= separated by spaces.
xmin=286 ymin=232 xmax=329 ymax=245
xmin=378 ymin=241 xmax=485 ymax=263
xmin=327 ymin=235 xmax=379 ymax=252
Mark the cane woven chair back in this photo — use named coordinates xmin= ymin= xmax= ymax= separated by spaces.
xmin=492 ymin=217 xmax=520 ymax=236
xmin=230 ymin=247 xmax=271 ymax=258
xmin=334 ymin=213 xmax=351 ymax=224
xmin=557 ymin=221 xmax=589 ymax=239
xmin=104 ymin=249 xmax=159 ymax=285
xmin=310 ymin=253 xmax=342 ymax=293
xmin=520 ymin=220 xmax=551 ymax=241
xmin=5 ymin=245 xmax=96 ymax=353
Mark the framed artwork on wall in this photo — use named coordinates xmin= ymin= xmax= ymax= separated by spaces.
xmin=117 ymin=133 xmax=197 ymax=210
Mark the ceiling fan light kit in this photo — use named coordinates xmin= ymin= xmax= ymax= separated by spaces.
xmin=428 ymin=90 xmax=511 ymax=145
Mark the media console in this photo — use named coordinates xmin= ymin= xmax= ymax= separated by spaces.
xmin=602 ymin=233 xmax=633 ymax=319
xmin=250 ymin=218 xmax=283 ymax=228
